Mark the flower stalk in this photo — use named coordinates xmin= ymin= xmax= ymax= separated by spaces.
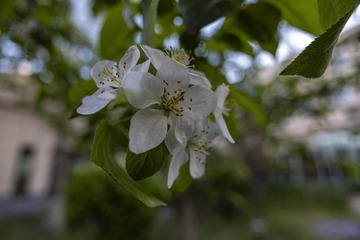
xmin=142 ymin=0 xmax=159 ymax=47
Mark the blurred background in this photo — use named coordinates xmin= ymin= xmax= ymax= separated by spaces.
xmin=1 ymin=0 xmax=360 ymax=239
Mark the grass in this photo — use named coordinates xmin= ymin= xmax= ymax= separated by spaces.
xmin=1 ymin=184 xmax=359 ymax=240
xmin=262 ymin=185 xmax=360 ymax=240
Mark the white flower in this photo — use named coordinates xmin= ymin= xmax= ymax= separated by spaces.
xmin=123 ymin=59 xmax=217 ymax=154
xmin=167 ymin=123 xmax=220 ymax=188
xmin=77 ymin=46 xmax=148 ymax=115
xmin=140 ymin=45 xmax=212 ymax=88
xmin=213 ymin=84 xmax=235 ymax=143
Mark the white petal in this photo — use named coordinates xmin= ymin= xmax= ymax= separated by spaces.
xmin=189 ymin=148 xmax=206 ymax=179
xmin=76 ymin=95 xmax=111 ymax=115
xmin=167 ymin=145 xmax=188 ymax=188
xmin=129 ymin=109 xmax=168 ymax=154
xmin=195 ymin=123 xmax=221 ymax=143
xmin=174 ymin=116 xmax=194 ymax=146
xmin=165 ymin=124 xmax=181 ymax=153
xmin=91 ymin=60 xmax=120 ymax=88
xmin=140 ymin=45 xmax=167 ymax=69
xmin=118 ymin=45 xmax=140 ymax=75
xmin=156 ymin=59 xmax=190 ymax=94
xmin=93 ymin=88 xmax=117 ymax=100
xmin=180 ymin=85 xmax=217 ymax=120
xmin=131 ymin=60 xmax=150 ymax=72
xmin=123 ymin=71 xmax=163 ymax=109
xmin=189 ymin=69 xmax=212 ymax=88
xmin=214 ymin=111 xmax=235 ymax=143
xmin=215 ymin=84 xmax=229 ymax=109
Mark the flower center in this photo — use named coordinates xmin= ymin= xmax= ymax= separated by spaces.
xmin=158 ymin=86 xmax=185 ymax=117
xmin=100 ymin=67 xmax=121 ymax=86
xmin=191 ymin=138 xmax=212 ymax=156
xmin=190 ymin=137 xmax=212 ymax=165
xmin=190 ymin=126 xmax=214 ymax=163
xmin=165 ymin=48 xmax=194 ymax=67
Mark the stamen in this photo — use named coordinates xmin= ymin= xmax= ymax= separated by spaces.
xmin=102 ymin=68 xmax=119 ymax=83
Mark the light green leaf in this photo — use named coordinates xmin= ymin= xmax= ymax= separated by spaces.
xmin=262 ymin=0 xmax=322 ymax=35
xmin=91 ymin=120 xmax=166 ymax=207
xmin=280 ymin=8 xmax=356 ymax=78
xmin=318 ymin=0 xmax=360 ymax=31
xmin=229 ymin=86 xmax=268 ymax=130
xmin=126 ymin=143 xmax=170 ymax=181
xmin=178 ymin=0 xmax=237 ymax=33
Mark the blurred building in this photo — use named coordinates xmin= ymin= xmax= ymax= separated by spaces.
xmin=0 ymin=73 xmax=66 ymax=199
xmin=256 ymin=25 xmax=360 ymax=184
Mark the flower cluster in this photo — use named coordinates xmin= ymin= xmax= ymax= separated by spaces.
xmin=77 ymin=45 xmax=234 ymax=187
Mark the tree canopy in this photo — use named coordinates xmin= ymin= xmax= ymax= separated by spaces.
xmin=1 ymin=0 xmax=359 ymax=206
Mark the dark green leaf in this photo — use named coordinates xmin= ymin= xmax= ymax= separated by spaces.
xmin=230 ymin=86 xmax=268 ymax=129
xmin=179 ymin=0 xmax=236 ymax=33
xmin=206 ymin=25 xmax=254 ymax=56
xmin=92 ymin=0 xmax=119 ymax=15
xmin=126 ymin=143 xmax=170 ymax=181
xmin=280 ymin=8 xmax=356 ymax=78
xmin=157 ymin=0 xmax=176 ymax=16
xmin=180 ymin=31 xmax=200 ymax=52
xmin=317 ymin=0 xmax=360 ymax=31
xmin=235 ymin=2 xmax=281 ymax=54
xmin=100 ymin=3 xmax=133 ymax=59
xmin=91 ymin=120 xmax=166 ymax=207
xmin=262 ymin=0 xmax=322 ymax=35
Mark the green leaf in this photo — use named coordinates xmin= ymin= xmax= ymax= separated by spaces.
xmin=91 ymin=120 xmax=166 ymax=207
xmin=126 ymin=143 xmax=170 ymax=181
xmin=280 ymin=7 xmax=357 ymax=78
xmin=99 ymin=3 xmax=132 ymax=59
xmin=262 ymin=0 xmax=322 ymax=35
xmin=178 ymin=0 xmax=237 ymax=33
xmin=230 ymin=86 xmax=268 ymax=129
xmin=317 ymin=0 xmax=360 ymax=31
xmin=235 ymin=2 xmax=281 ymax=54
xmin=207 ymin=32 xmax=253 ymax=56
xmin=207 ymin=2 xmax=280 ymax=55
xmin=180 ymin=31 xmax=200 ymax=52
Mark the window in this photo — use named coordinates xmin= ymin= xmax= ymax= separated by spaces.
xmin=13 ymin=145 xmax=35 ymax=197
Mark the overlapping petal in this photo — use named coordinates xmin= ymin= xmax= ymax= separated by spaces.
xmin=77 ymin=95 xmax=112 ymax=115
xmin=118 ymin=45 xmax=141 ymax=77
xmin=129 ymin=109 xmax=168 ymax=154
xmin=123 ymin=71 xmax=163 ymax=109
xmin=167 ymin=145 xmax=187 ymax=188
xmin=179 ymin=85 xmax=217 ymax=120
xmin=189 ymin=149 xmax=206 ymax=179
xmin=156 ymin=59 xmax=190 ymax=93
xmin=140 ymin=45 xmax=166 ymax=69
xmin=141 ymin=44 xmax=212 ymax=88
xmin=173 ymin=116 xmax=194 ymax=146
xmin=189 ymin=69 xmax=212 ymax=88
xmin=214 ymin=84 xmax=235 ymax=143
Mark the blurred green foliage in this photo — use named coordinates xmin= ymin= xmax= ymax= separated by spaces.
xmin=66 ymin=165 xmax=156 ymax=240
